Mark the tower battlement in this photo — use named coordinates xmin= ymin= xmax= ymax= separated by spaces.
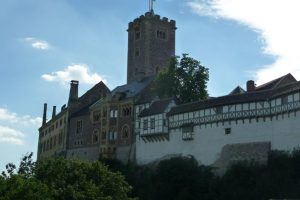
xmin=128 ymin=12 xmax=176 ymax=30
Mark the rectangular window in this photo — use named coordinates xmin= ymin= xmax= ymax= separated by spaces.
xmin=93 ymin=112 xmax=101 ymax=122
xmin=157 ymin=30 xmax=166 ymax=39
xmin=101 ymin=131 xmax=107 ymax=140
xmin=225 ymin=128 xmax=231 ymax=135
xmin=182 ymin=125 xmax=194 ymax=140
xmin=282 ymin=96 xmax=288 ymax=104
xmin=102 ymin=109 xmax=107 ymax=117
xmin=53 ymin=136 xmax=56 ymax=146
xmin=58 ymin=132 xmax=62 ymax=145
xmin=109 ymin=131 xmax=117 ymax=141
xmin=110 ymin=109 xmax=118 ymax=118
xmin=135 ymin=31 xmax=141 ymax=40
xmin=150 ymin=118 xmax=155 ymax=129
xmin=135 ymin=48 xmax=140 ymax=57
xmin=216 ymin=106 xmax=223 ymax=114
xmin=163 ymin=119 xmax=167 ymax=126
xmin=143 ymin=119 xmax=148 ymax=130
xmin=60 ymin=119 xmax=63 ymax=126
xmin=76 ymin=120 xmax=83 ymax=134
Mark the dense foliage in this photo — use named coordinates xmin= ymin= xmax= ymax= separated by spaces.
xmin=0 ymin=153 xmax=135 ymax=200
xmin=155 ymin=54 xmax=209 ymax=103
xmin=2 ymin=151 xmax=300 ymax=199
xmin=103 ymin=150 xmax=300 ymax=200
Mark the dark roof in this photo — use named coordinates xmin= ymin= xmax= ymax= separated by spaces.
xmin=168 ymin=80 xmax=300 ymax=116
xmin=70 ymin=81 xmax=110 ymax=117
xmin=139 ymin=98 xmax=175 ymax=117
xmin=70 ymin=106 xmax=90 ymax=118
xmin=255 ymin=73 xmax=296 ymax=91
xmin=111 ymin=76 xmax=154 ymax=100
xmin=229 ymin=86 xmax=246 ymax=95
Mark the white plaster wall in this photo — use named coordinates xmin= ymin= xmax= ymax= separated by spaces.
xmin=136 ymin=111 xmax=300 ymax=165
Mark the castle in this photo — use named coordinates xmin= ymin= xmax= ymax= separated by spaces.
xmin=37 ymin=8 xmax=300 ymax=170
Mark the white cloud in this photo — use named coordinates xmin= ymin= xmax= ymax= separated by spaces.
xmin=25 ymin=37 xmax=50 ymax=50
xmin=187 ymin=0 xmax=300 ymax=85
xmin=0 ymin=126 xmax=25 ymax=145
xmin=0 ymin=107 xmax=42 ymax=127
xmin=41 ymin=64 xmax=107 ymax=86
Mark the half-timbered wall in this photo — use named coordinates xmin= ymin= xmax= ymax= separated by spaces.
xmin=136 ymin=91 xmax=300 ymax=166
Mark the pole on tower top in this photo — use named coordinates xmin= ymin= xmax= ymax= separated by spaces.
xmin=149 ymin=0 xmax=155 ymax=13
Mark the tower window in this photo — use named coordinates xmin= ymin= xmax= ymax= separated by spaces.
xmin=157 ymin=30 xmax=167 ymax=40
xmin=135 ymin=48 xmax=140 ymax=57
xmin=135 ymin=31 xmax=141 ymax=40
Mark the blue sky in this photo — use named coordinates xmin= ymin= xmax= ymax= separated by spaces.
xmin=1 ymin=0 xmax=299 ymax=169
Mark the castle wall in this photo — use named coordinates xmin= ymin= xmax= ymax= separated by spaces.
xmin=136 ymin=111 xmax=300 ymax=166
xmin=66 ymin=146 xmax=99 ymax=161
xmin=38 ymin=111 xmax=68 ymax=160
xmin=67 ymin=113 xmax=100 ymax=160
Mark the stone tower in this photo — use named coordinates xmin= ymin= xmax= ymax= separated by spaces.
xmin=127 ymin=11 xmax=176 ymax=83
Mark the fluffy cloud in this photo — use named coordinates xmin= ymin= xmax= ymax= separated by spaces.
xmin=25 ymin=37 xmax=50 ymax=50
xmin=0 ymin=126 xmax=24 ymax=145
xmin=41 ymin=64 xmax=107 ymax=86
xmin=0 ymin=107 xmax=42 ymax=127
xmin=187 ymin=0 xmax=300 ymax=84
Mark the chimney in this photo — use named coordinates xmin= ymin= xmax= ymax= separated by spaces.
xmin=68 ymin=80 xmax=79 ymax=103
xmin=61 ymin=104 xmax=66 ymax=111
xmin=42 ymin=103 xmax=47 ymax=125
xmin=52 ymin=106 xmax=56 ymax=119
xmin=247 ymin=80 xmax=255 ymax=92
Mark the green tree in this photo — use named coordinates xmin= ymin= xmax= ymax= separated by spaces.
xmin=0 ymin=154 xmax=136 ymax=200
xmin=0 ymin=153 xmax=51 ymax=200
xmin=153 ymin=156 xmax=216 ymax=200
xmin=36 ymin=157 xmax=135 ymax=200
xmin=156 ymin=54 xmax=209 ymax=103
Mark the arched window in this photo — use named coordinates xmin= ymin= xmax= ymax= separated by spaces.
xmin=122 ymin=125 xmax=130 ymax=139
xmin=92 ymin=129 xmax=99 ymax=144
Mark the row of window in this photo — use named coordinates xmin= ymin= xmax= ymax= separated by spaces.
xmin=181 ymin=126 xmax=232 ymax=141
xmin=93 ymin=107 xmax=132 ymax=123
xmin=40 ymin=117 xmax=66 ymax=137
xmin=142 ymin=118 xmax=167 ymax=130
xmin=134 ymin=29 xmax=167 ymax=40
xmin=100 ymin=147 xmax=116 ymax=154
xmin=40 ymin=132 xmax=63 ymax=152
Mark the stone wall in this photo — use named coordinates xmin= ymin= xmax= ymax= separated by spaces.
xmin=213 ymin=142 xmax=271 ymax=174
